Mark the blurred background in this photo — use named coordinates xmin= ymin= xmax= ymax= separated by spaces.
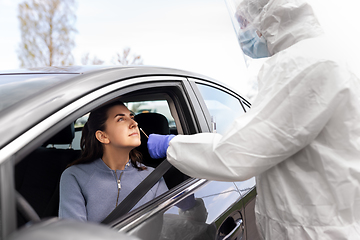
xmin=1 ymin=0 xmax=359 ymax=101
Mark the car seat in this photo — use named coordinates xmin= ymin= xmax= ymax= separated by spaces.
xmin=134 ymin=113 xmax=189 ymax=190
xmin=15 ymin=123 xmax=81 ymax=226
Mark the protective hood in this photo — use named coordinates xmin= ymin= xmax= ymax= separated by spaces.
xmin=238 ymin=0 xmax=324 ymax=55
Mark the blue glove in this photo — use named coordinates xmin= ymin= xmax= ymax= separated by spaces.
xmin=176 ymin=194 xmax=196 ymax=211
xmin=147 ymin=134 xmax=175 ymax=159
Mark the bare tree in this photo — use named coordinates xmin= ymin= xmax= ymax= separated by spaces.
xmin=17 ymin=0 xmax=77 ymax=68
xmin=115 ymin=47 xmax=143 ymax=65
xmin=81 ymin=52 xmax=104 ymax=65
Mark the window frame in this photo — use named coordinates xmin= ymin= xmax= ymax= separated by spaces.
xmin=4 ymin=75 xmax=209 ymax=233
xmin=0 ymin=157 xmax=16 ymax=239
xmin=188 ymin=78 xmax=248 ymax=132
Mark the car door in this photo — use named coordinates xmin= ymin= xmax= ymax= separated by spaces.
xmin=1 ymin=69 xmax=256 ymax=240
xmin=111 ymin=78 xmax=254 ymax=240
xmin=1 ymin=72 xmax=206 ymax=239
xmin=188 ymin=77 xmax=260 ymax=240
xmin=97 ymin=76 xmax=244 ymax=239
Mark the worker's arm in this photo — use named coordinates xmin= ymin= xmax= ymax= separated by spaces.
xmin=152 ymin=59 xmax=349 ymax=182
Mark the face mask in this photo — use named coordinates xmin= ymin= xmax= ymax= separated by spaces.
xmin=238 ymin=28 xmax=270 ymax=59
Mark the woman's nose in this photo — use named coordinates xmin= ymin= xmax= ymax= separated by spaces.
xmin=130 ymin=119 xmax=138 ymax=128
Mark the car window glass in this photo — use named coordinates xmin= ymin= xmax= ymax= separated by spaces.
xmin=125 ymin=100 xmax=175 ymax=130
xmin=45 ymin=115 xmax=88 ymax=150
xmin=69 ymin=113 xmax=89 ymax=150
xmin=196 ymin=84 xmax=245 ymax=134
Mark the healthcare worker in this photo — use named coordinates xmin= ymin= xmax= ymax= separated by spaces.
xmin=148 ymin=0 xmax=360 ymax=239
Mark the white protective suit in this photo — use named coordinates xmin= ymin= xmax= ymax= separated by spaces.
xmin=166 ymin=0 xmax=360 ymax=239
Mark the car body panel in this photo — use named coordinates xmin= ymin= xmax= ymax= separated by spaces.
xmin=0 ymin=66 xmax=258 ymax=240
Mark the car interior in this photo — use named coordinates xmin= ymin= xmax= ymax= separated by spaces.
xmin=14 ymin=91 xmax=192 ymax=228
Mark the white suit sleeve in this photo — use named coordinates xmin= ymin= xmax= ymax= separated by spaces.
xmin=167 ymin=58 xmax=350 ymax=181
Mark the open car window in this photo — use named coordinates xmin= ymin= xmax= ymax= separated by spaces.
xmin=14 ymin=82 xmax=197 ymax=228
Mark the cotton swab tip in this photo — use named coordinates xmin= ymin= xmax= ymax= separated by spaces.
xmin=140 ymin=128 xmax=149 ymax=138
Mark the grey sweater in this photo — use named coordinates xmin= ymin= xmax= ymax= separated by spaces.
xmin=59 ymin=158 xmax=168 ymax=222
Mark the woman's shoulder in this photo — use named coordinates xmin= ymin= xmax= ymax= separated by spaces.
xmin=61 ymin=159 xmax=99 ymax=180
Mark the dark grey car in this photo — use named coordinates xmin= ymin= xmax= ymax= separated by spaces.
xmin=0 ymin=66 xmax=259 ymax=240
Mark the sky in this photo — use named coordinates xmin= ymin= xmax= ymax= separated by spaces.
xmin=1 ymin=0 xmax=360 ymax=100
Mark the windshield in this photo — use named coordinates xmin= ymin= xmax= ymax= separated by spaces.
xmin=0 ymin=74 xmax=76 ymax=112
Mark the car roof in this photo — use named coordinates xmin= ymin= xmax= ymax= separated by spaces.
xmin=0 ymin=65 xmax=213 ymax=78
xmin=0 ymin=65 xmax=233 ymax=148
xmin=0 ymin=65 xmax=101 ymax=75
xmin=0 ymin=65 xmax=227 ymax=113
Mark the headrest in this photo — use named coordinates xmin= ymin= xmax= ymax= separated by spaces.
xmin=44 ymin=123 xmax=75 ymax=145
xmin=134 ymin=112 xmax=170 ymax=135
xmin=134 ymin=113 xmax=170 ymax=168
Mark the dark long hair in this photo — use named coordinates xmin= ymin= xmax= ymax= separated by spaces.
xmin=69 ymin=100 xmax=145 ymax=170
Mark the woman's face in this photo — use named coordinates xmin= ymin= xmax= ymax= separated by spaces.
xmin=102 ymin=104 xmax=141 ymax=149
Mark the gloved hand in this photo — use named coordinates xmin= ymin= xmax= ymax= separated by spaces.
xmin=178 ymin=197 xmax=208 ymax=223
xmin=147 ymin=134 xmax=175 ymax=159
xmin=176 ymin=194 xmax=196 ymax=211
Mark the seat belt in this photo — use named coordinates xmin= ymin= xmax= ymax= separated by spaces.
xmin=101 ymin=159 xmax=172 ymax=225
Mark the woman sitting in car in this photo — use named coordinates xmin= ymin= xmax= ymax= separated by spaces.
xmin=59 ymin=101 xmax=168 ymax=222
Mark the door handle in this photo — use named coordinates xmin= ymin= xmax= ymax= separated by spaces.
xmin=223 ymin=218 xmax=243 ymax=240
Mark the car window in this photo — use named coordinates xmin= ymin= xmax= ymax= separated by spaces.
xmin=196 ymin=84 xmax=245 ymax=134
xmin=14 ymin=83 xmax=194 ymax=229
